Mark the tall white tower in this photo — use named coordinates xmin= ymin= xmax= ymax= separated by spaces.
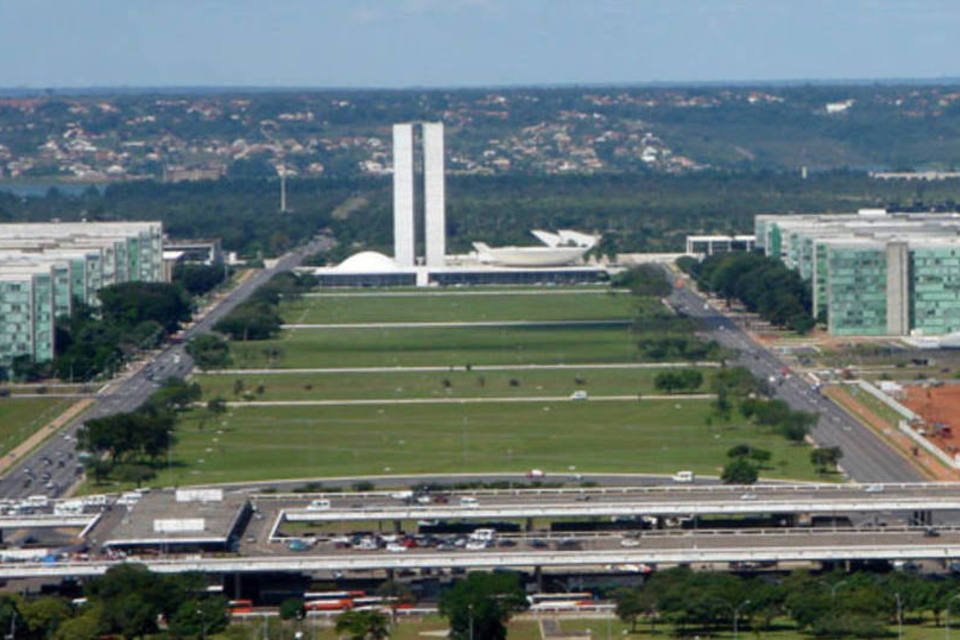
xmin=391 ymin=122 xmax=446 ymax=267
xmin=392 ymin=124 xmax=415 ymax=267
xmin=422 ymin=122 xmax=446 ymax=267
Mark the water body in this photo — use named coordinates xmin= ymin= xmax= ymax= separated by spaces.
xmin=0 ymin=182 xmax=104 ymax=197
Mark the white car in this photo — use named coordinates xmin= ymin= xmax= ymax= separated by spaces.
xmin=465 ymin=540 xmax=489 ymax=551
xmin=569 ymin=390 xmax=588 ymax=401
xmin=620 ymin=537 xmax=641 ymax=547
xmin=864 ymin=484 xmax=885 ymax=493
xmin=306 ymin=499 xmax=331 ymax=511
xmin=385 ymin=543 xmax=408 ymax=553
xmin=459 ymin=497 xmax=479 ymax=508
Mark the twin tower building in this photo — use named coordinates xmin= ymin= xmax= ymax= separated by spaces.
xmin=392 ymin=122 xmax=446 ymax=267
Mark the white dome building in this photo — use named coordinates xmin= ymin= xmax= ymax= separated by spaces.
xmin=333 ymin=251 xmax=401 ymax=272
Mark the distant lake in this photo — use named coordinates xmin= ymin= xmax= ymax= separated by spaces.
xmin=0 ymin=182 xmax=105 ymax=197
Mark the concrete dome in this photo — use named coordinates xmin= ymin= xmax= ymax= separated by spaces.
xmin=334 ymin=251 xmax=401 ymax=272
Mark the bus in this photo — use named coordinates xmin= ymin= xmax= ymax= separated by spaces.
xmin=228 ymin=600 xmax=254 ymax=615
xmin=526 ymin=592 xmax=595 ymax=611
xmin=303 ymin=590 xmax=368 ymax=612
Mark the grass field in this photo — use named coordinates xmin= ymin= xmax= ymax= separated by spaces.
xmin=282 ymin=291 xmax=640 ymax=324
xmin=0 ymin=398 xmax=71 ymax=456
xmin=232 ymin=614 xmax=949 ymax=640
xmin=195 ymin=367 xmax=716 ymax=401
xmin=229 ymin=325 xmax=641 ymax=369
xmin=150 ymin=399 xmax=818 ymax=486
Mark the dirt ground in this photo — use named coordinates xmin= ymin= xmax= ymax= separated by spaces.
xmin=902 ymin=385 xmax=960 ymax=462
xmin=825 ymin=386 xmax=955 ymax=481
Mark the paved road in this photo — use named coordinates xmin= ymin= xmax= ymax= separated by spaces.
xmin=0 ymin=237 xmax=330 ymax=500
xmin=4 ymin=526 xmax=958 ymax=579
xmin=668 ymin=277 xmax=924 ymax=483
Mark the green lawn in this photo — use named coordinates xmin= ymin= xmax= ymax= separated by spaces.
xmin=0 ymin=398 xmax=71 ymax=456
xmin=228 ymin=614 xmax=949 ymax=640
xmin=229 ymin=325 xmax=641 ymax=369
xmin=147 ymin=399 xmax=818 ymax=486
xmin=282 ymin=291 xmax=640 ymax=324
xmin=195 ymin=367 xmax=715 ymax=401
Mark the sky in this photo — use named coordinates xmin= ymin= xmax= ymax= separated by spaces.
xmin=0 ymin=0 xmax=957 ymax=89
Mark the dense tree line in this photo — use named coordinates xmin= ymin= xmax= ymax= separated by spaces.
xmin=684 ymin=252 xmax=815 ymax=333
xmin=615 ymin=567 xmax=960 ymax=638
xmin=78 ymin=378 xmax=200 ymax=485
xmin=4 ymin=169 xmax=960 ymax=263
xmin=653 ymin=369 xmax=704 ymax=393
xmin=214 ymin=272 xmax=315 ymax=341
xmin=438 ymin=572 xmax=528 ymax=640
xmin=0 ymin=564 xmax=226 ymax=640
xmin=171 ymin=262 xmax=228 ymax=296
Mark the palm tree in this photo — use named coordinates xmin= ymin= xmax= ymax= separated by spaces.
xmin=334 ymin=609 xmax=390 ymax=640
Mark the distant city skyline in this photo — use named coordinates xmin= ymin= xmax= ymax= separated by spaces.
xmin=0 ymin=0 xmax=958 ymax=89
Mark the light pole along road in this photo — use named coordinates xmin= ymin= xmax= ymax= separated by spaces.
xmin=0 ymin=237 xmax=331 ymax=501
xmin=668 ymin=273 xmax=924 ymax=483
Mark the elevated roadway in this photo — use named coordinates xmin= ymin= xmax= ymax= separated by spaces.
xmin=3 ymin=527 xmax=959 ymax=579
xmin=264 ymin=482 xmax=960 ymax=522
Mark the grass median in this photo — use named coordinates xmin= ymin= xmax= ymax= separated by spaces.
xmin=229 ymin=324 xmax=641 ymax=369
xmin=282 ymin=291 xmax=640 ymax=324
xmin=195 ymin=367 xmax=716 ymax=401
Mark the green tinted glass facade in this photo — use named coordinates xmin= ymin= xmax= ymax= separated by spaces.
xmin=826 ymin=246 xmax=888 ymax=335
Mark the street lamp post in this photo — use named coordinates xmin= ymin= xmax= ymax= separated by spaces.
xmin=468 ymin=604 xmax=474 ymax=640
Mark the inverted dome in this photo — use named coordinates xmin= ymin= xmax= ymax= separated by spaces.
xmin=334 ymin=251 xmax=401 ymax=272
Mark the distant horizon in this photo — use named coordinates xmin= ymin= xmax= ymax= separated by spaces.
xmin=3 ymin=75 xmax=960 ymax=96
xmin=1 ymin=2 xmax=957 ymax=89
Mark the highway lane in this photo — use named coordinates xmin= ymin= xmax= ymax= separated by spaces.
xmin=4 ymin=526 xmax=959 ymax=579
xmin=668 ymin=279 xmax=924 ymax=483
xmin=0 ymin=237 xmax=331 ymax=501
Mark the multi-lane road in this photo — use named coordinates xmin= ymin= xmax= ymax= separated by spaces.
xmin=2 ymin=526 xmax=958 ymax=580
xmin=0 ymin=238 xmax=329 ymax=501
xmin=669 ymin=280 xmax=924 ymax=483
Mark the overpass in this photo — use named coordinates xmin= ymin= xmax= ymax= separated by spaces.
xmin=3 ymin=526 xmax=958 ymax=579
xmin=265 ymin=482 xmax=960 ymax=522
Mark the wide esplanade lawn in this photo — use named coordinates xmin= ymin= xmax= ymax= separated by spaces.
xmin=282 ymin=290 xmax=639 ymax=324
xmin=157 ymin=399 xmax=818 ymax=485
xmin=229 ymin=324 xmax=642 ymax=369
xmin=195 ymin=367 xmax=716 ymax=401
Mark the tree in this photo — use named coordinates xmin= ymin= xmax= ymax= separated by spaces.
xmin=52 ymin=607 xmax=102 ymax=640
xmin=278 ymin=598 xmax=305 ymax=621
xmin=721 ymin=457 xmax=759 ymax=484
xmin=334 ymin=610 xmax=390 ymax=640
xmin=168 ymin=597 xmax=228 ymax=639
xmin=186 ymin=333 xmax=232 ymax=370
xmin=438 ymin=572 xmax=528 ymax=640
xmin=811 ymin=446 xmax=843 ymax=473
xmin=173 ymin=263 xmax=227 ymax=296
xmin=214 ymin=302 xmax=283 ymax=340
xmin=613 ymin=587 xmax=658 ymax=633
xmin=20 ymin=596 xmax=71 ymax=640
xmin=98 ymin=282 xmax=191 ymax=333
